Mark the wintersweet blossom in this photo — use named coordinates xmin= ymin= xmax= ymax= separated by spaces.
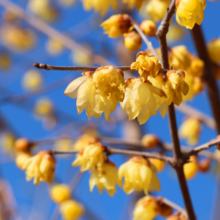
xmin=72 ymin=143 xmax=107 ymax=171
xmin=175 ymin=0 xmax=206 ymax=29
xmin=118 ymin=157 xmax=160 ymax=194
xmin=183 ymin=155 xmax=199 ymax=180
xmin=89 ymin=161 xmax=121 ymax=196
xmin=122 ymin=0 xmax=146 ymax=9
xmin=133 ymin=196 xmax=159 ymax=220
xmin=179 ymin=117 xmax=201 ymax=145
xmin=81 ymin=0 xmax=117 ymax=16
xmin=72 ymin=134 xmax=98 ymax=151
xmin=140 ymin=20 xmax=157 ymax=37
xmin=124 ymin=31 xmax=142 ymax=51
xmin=120 ymin=78 xmax=166 ymax=125
xmin=64 ymin=66 xmax=125 ymax=120
xmin=101 ymin=14 xmax=132 ymax=38
xmin=60 ymin=199 xmax=84 ymax=220
xmin=15 ymin=152 xmax=31 ymax=169
xmin=208 ymin=39 xmax=220 ymax=64
xmin=131 ymin=52 xmax=162 ymax=79
xmin=165 ymin=70 xmax=189 ymax=105
xmin=22 ymin=151 xmax=56 ymax=185
xmin=50 ymin=184 xmax=71 ymax=204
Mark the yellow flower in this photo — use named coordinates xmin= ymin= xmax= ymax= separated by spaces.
xmin=35 ymin=99 xmax=54 ymax=116
xmin=22 ymin=69 xmax=43 ymax=91
xmin=101 ymin=14 xmax=132 ymax=38
xmin=192 ymin=77 xmax=204 ymax=94
xmin=0 ymin=131 xmax=16 ymax=155
xmin=165 ymin=70 xmax=189 ymax=105
xmin=1 ymin=25 xmax=36 ymax=51
xmin=50 ymin=184 xmax=71 ymax=204
xmin=46 ymin=38 xmax=63 ymax=55
xmin=140 ymin=20 xmax=157 ymax=37
xmin=179 ymin=117 xmax=201 ymax=145
xmin=118 ymin=157 xmax=160 ymax=194
xmin=60 ymin=199 xmax=84 ymax=220
xmin=133 ymin=196 xmax=159 ymax=220
xmin=175 ymin=0 xmax=206 ymax=29
xmin=64 ymin=66 xmax=125 ymax=120
xmin=0 ymin=53 xmax=11 ymax=70
xmin=183 ymin=155 xmax=199 ymax=180
xmin=142 ymin=134 xmax=160 ymax=149
xmin=124 ymin=31 xmax=142 ymax=51
xmin=120 ymin=78 xmax=166 ymax=124
xmin=22 ymin=151 xmax=56 ymax=185
xmin=146 ymin=0 xmax=171 ymax=22
xmin=149 ymin=157 xmax=166 ymax=173
xmin=208 ymin=39 xmax=220 ymax=64
xmin=167 ymin=24 xmax=185 ymax=43
xmin=54 ymin=139 xmax=74 ymax=151
xmin=169 ymin=45 xmax=191 ymax=70
xmin=189 ymin=58 xmax=204 ymax=77
xmin=82 ymin=0 xmax=117 ymax=16
xmin=89 ymin=161 xmax=121 ymax=196
xmin=131 ymin=52 xmax=162 ymax=79
xmin=123 ymin=0 xmax=146 ymax=9
xmin=148 ymin=74 xmax=173 ymax=118
xmin=15 ymin=152 xmax=32 ymax=169
xmin=72 ymin=134 xmax=98 ymax=151
xmin=72 ymin=142 xmax=107 ymax=171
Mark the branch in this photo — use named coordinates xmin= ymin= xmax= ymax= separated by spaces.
xmin=175 ymin=103 xmax=216 ymax=130
xmin=156 ymin=0 xmax=196 ymax=219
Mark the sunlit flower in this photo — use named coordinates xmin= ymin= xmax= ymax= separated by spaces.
xmin=149 ymin=157 xmax=166 ymax=173
xmin=101 ymin=14 xmax=132 ymax=38
xmin=175 ymin=0 xmax=206 ymax=29
xmin=131 ymin=52 xmax=162 ymax=79
xmin=89 ymin=161 xmax=121 ymax=196
xmin=35 ymin=99 xmax=54 ymax=116
xmin=183 ymin=155 xmax=199 ymax=180
xmin=208 ymin=39 xmax=220 ymax=64
xmin=140 ymin=20 xmax=157 ymax=37
xmin=123 ymin=0 xmax=146 ymax=9
xmin=192 ymin=77 xmax=204 ymax=95
xmin=146 ymin=0 xmax=171 ymax=22
xmin=72 ymin=142 xmax=107 ymax=171
xmin=22 ymin=69 xmax=43 ymax=91
xmin=133 ymin=196 xmax=159 ymax=220
xmin=50 ymin=184 xmax=71 ymax=204
xmin=0 ymin=53 xmax=11 ymax=70
xmin=82 ymin=0 xmax=117 ymax=16
xmin=165 ymin=70 xmax=189 ymax=105
xmin=124 ymin=31 xmax=142 ymax=51
xmin=15 ymin=152 xmax=32 ymax=169
xmin=179 ymin=117 xmax=201 ymax=145
xmin=118 ymin=157 xmax=160 ymax=194
xmin=72 ymin=134 xmax=98 ymax=151
xmin=121 ymin=78 xmax=166 ymax=124
xmin=64 ymin=66 xmax=125 ymax=120
xmin=1 ymin=25 xmax=36 ymax=51
xmin=60 ymin=199 xmax=84 ymax=220
xmin=189 ymin=58 xmax=204 ymax=77
xmin=46 ymin=38 xmax=63 ymax=55
xmin=22 ymin=151 xmax=56 ymax=185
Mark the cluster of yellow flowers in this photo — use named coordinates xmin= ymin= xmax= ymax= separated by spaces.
xmin=65 ymin=51 xmax=191 ymax=124
xmin=71 ymin=136 xmax=160 ymax=196
xmin=101 ymin=14 xmax=157 ymax=51
xmin=169 ymin=45 xmax=204 ymax=101
xmin=50 ymin=184 xmax=84 ymax=220
xmin=175 ymin=0 xmax=206 ymax=29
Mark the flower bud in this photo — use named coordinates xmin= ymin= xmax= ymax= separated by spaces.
xmin=142 ymin=134 xmax=160 ymax=149
xmin=140 ymin=20 xmax=157 ymax=37
xmin=50 ymin=184 xmax=71 ymax=204
xmin=199 ymin=158 xmax=211 ymax=173
xmin=166 ymin=212 xmax=188 ymax=220
xmin=60 ymin=199 xmax=84 ymax=220
xmin=15 ymin=138 xmax=33 ymax=152
xmin=208 ymin=39 xmax=220 ymax=64
xmin=124 ymin=31 xmax=142 ymax=51
xmin=183 ymin=156 xmax=199 ymax=180
xmin=149 ymin=157 xmax=166 ymax=173
xmin=157 ymin=198 xmax=173 ymax=217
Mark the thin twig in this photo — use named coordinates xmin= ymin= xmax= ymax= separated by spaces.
xmin=175 ymin=103 xmax=216 ymax=130
xmin=132 ymin=23 xmax=162 ymax=63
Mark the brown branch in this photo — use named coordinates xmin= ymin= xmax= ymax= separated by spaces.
xmin=175 ymin=103 xmax=216 ymax=130
xmin=156 ymin=0 xmax=196 ymax=219
xmin=0 ymin=0 xmax=108 ymax=66
xmin=191 ymin=24 xmax=220 ymax=134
